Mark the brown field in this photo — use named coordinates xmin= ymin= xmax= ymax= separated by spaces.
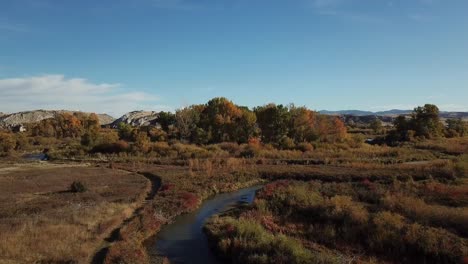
xmin=0 ymin=164 xmax=149 ymax=264
xmin=0 ymin=137 xmax=466 ymax=263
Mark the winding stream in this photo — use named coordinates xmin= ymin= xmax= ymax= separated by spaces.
xmin=148 ymin=185 xmax=262 ymax=264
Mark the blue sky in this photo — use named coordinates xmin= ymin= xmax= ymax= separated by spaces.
xmin=0 ymin=0 xmax=467 ymax=116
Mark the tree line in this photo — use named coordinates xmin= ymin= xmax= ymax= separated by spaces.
xmin=1 ymin=100 xmax=466 ymax=156
xmin=116 ymin=97 xmax=347 ymax=147
xmin=387 ymin=104 xmax=467 ymax=143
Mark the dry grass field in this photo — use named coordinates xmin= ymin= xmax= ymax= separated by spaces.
xmin=0 ymin=137 xmax=466 ymax=263
xmin=0 ymin=164 xmax=149 ymax=264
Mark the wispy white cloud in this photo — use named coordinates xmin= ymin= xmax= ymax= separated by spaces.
xmin=0 ymin=21 xmax=28 ymax=32
xmin=0 ymin=75 xmax=168 ymax=117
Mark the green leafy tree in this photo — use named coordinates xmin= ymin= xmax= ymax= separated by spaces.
xmin=446 ymin=118 xmax=467 ymax=137
xmin=175 ymin=106 xmax=203 ymax=142
xmin=234 ymin=107 xmax=258 ymax=143
xmin=370 ymin=119 xmax=383 ymax=134
xmin=412 ymin=104 xmax=443 ymax=138
xmin=255 ymin=104 xmax=291 ymax=144
xmin=157 ymin=111 xmax=176 ymax=132
xmin=117 ymin=122 xmax=134 ymax=141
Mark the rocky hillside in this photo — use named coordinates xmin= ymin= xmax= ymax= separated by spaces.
xmin=0 ymin=110 xmax=115 ymax=128
xmin=95 ymin=114 xmax=115 ymax=126
xmin=111 ymin=111 xmax=159 ymax=127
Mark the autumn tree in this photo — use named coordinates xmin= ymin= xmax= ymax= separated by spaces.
xmin=200 ymin=97 xmax=243 ymax=143
xmin=81 ymin=113 xmax=101 ymax=146
xmin=56 ymin=113 xmax=82 ymax=138
xmin=148 ymin=127 xmax=168 ymax=142
xmin=330 ymin=117 xmax=347 ymax=142
xmin=134 ymin=131 xmax=151 ymax=153
xmin=289 ymin=106 xmax=317 ymax=142
xmin=84 ymin=113 xmax=100 ymax=133
xmin=31 ymin=119 xmax=56 ymax=137
xmin=32 ymin=112 xmax=97 ymax=139
xmin=0 ymin=132 xmax=16 ymax=155
xmin=314 ymin=115 xmax=347 ymax=142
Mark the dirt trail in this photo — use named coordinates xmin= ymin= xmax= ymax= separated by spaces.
xmin=0 ymin=162 xmax=91 ymax=175
xmin=91 ymin=170 xmax=162 ymax=264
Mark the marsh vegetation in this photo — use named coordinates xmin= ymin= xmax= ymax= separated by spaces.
xmin=0 ymin=99 xmax=467 ymax=263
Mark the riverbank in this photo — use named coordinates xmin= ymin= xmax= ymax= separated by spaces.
xmin=148 ymin=185 xmax=262 ymax=264
xmin=99 ymin=156 xmax=466 ymax=264
xmin=204 ymin=178 xmax=468 ymax=263
xmin=101 ymin=163 xmax=263 ymax=264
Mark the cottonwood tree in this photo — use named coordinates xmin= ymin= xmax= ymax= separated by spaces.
xmin=392 ymin=104 xmax=444 ymax=141
xmin=117 ymin=122 xmax=133 ymax=141
xmin=81 ymin=113 xmax=101 ymax=146
xmin=157 ymin=111 xmax=176 ymax=132
xmin=175 ymin=106 xmax=203 ymax=142
xmin=200 ymin=97 xmax=243 ymax=143
xmin=412 ymin=104 xmax=443 ymax=138
xmin=235 ymin=107 xmax=258 ymax=143
xmin=446 ymin=118 xmax=467 ymax=137
xmin=255 ymin=104 xmax=291 ymax=144
xmin=134 ymin=131 xmax=151 ymax=153
xmin=370 ymin=119 xmax=383 ymax=134
xmin=0 ymin=132 xmax=15 ymax=155
xmin=289 ymin=106 xmax=317 ymax=142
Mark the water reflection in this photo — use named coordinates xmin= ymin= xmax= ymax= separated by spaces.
xmin=149 ymin=185 xmax=261 ymax=264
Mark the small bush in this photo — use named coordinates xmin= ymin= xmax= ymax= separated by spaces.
xmin=278 ymin=136 xmax=296 ymax=150
xmin=217 ymin=142 xmax=240 ymax=154
xmin=91 ymin=140 xmax=129 ymax=154
xmin=70 ymin=181 xmax=87 ymax=193
xmin=296 ymin=142 xmax=314 ymax=152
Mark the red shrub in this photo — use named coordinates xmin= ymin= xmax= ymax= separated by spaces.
xmin=361 ymin=178 xmax=376 ymax=191
xmin=104 ymin=241 xmax=148 ymax=264
xmin=258 ymin=180 xmax=290 ymax=198
xmin=160 ymin=183 xmax=176 ymax=192
xmin=226 ymin=223 xmax=236 ymax=234
xmin=179 ymin=192 xmax=199 ymax=210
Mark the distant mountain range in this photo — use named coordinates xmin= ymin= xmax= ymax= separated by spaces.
xmin=319 ymin=109 xmax=468 ymax=119
xmin=319 ymin=109 xmax=412 ymax=116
